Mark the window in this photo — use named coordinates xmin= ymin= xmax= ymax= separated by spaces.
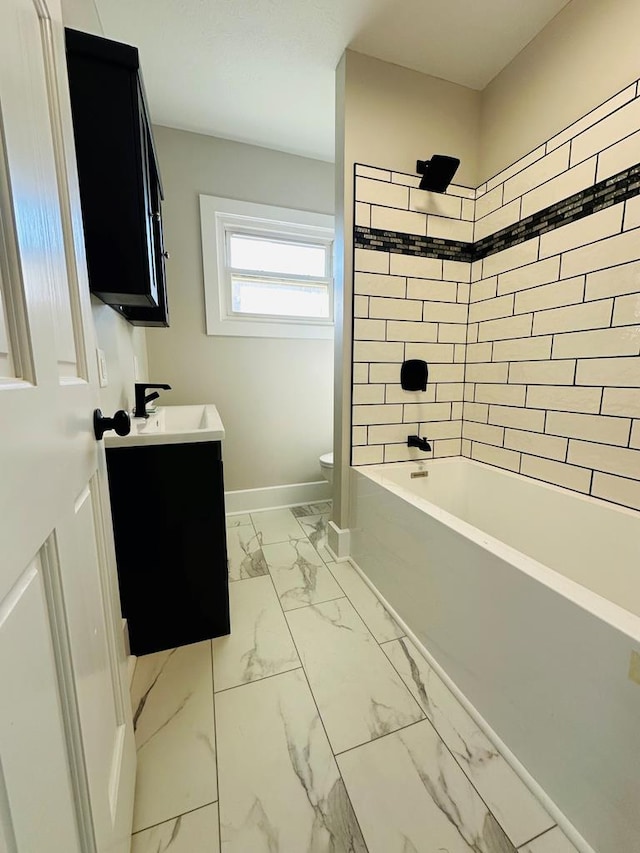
xmin=200 ymin=196 xmax=334 ymax=339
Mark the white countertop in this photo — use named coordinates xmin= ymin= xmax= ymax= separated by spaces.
xmin=105 ymin=404 xmax=225 ymax=448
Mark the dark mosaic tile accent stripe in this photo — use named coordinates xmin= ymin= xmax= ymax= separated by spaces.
xmin=354 ymin=161 xmax=640 ymax=263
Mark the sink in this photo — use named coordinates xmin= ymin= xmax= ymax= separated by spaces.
xmin=104 ymin=404 xmax=225 ymax=448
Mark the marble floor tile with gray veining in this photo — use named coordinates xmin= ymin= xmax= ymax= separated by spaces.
xmin=296 ymin=513 xmax=334 ymax=562
xmin=226 ymin=524 xmax=268 ymax=581
xmin=263 ymin=538 xmax=343 ymax=610
xmin=382 ymin=638 xmax=554 ymax=847
xmin=216 ymin=668 xmax=367 ymax=853
xmin=327 ymin=560 xmax=405 ymax=643
xmin=131 ymin=641 xmax=217 ymax=833
xmin=518 ymin=827 xmax=578 ymax=853
xmin=250 ymin=507 xmax=307 ymax=545
xmin=212 ymin=575 xmax=300 ymax=691
xmin=291 ymin=501 xmax=332 ymax=518
xmin=225 ymin=513 xmax=253 ymax=528
xmin=286 ymin=597 xmax=424 ymax=754
xmin=131 ymin=803 xmax=220 ymax=853
xmin=338 ymin=720 xmax=518 ymax=853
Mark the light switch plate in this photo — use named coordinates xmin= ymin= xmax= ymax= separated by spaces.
xmin=96 ymin=348 xmax=108 ymax=387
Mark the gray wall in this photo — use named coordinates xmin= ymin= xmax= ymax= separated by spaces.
xmin=147 ymin=126 xmax=335 ymax=491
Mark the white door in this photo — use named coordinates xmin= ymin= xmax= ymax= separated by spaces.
xmin=0 ymin=1 xmax=136 ymax=852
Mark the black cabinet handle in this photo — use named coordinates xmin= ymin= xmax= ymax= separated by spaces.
xmin=94 ymin=409 xmax=131 ymax=440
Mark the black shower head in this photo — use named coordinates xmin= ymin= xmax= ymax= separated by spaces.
xmin=416 ymin=155 xmax=460 ymax=193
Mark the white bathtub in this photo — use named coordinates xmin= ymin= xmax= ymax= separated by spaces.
xmin=349 ymin=457 xmax=640 ymax=853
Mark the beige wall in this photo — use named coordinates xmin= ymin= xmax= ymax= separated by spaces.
xmin=147 ymin=126 xmax=334 ymax=492
xmin=480 ymin=0 xmax=640 ymax=182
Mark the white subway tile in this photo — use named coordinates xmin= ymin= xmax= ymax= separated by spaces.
xmin=355 ymin=177 xmax=408 ymax=208
xmin=632 ymin=420 xmax=640 ymax=449
xmin=475 ymin=384 xmax=526 ymax=406
xmin=355 ymin=272 xmax=405 ymax=298
xmin=405 ymin=342 xmax=455 ymax=363
xmin=471 ymin=442 xmax=520 ymax=472
xmin=478 ymin=313 xmax=533 ymax=342
xmin=352 ymin=426 xmax=367 ymax=445
xmin=457 ymin=283 xmax=470 ymax=305
xmin=461 ymin=199 xmax=475 ymax=221
xmin=384 ymin=443 xmax=433 ymax=463
xmin=386 ymin=320 xmax=438 ymax=343
xmin=592 ymin=471 xmax=640 ymax=511
xmin=352 ymin=404 xmax=403 ymax=425
xmin=520 ymin=455 xmax=591 ymax=493
xmin=355 ymin=202 xmax=371 ymax=227
xmin=451 ymin=401 xmax=463 ymax=420
xmin=391 ymin=172 xmax=421 ymax=188
xmin=575 ymin=355 xmax=640 ymax=387
xmin=624 ymin=195 xmax=640 ymax=231
xmin=568 ymin=439 xmax=640 ymax=480
xmin=597 ymin=129 xmax=640 ymax=181
xmin=585 ymin=260 xmax=640 ymax=299
xmin=470 ymin=277 xmax=498 ymax=302
xmin=468 ymin=294 xmax=514 ymax=324
xmin=498 ymin=257 xmax=561 ymax=295
xmin=489 ymin=405 xmax=545 ymax=431
xmin=504 ymin=428 xmax=568 ymax=461
xmin=354 ymin=295 xmax=369 ymax=318
xmin=438 ymin=323 xmax=467 ymax=343
xmin=403 ymin=402 xmax=452 ymax=422
xmin=426 ymin=364 xmax=465 ymax=383
xmin=454 ymin=344 xmax=467 ymax=363
xmin=353 ymin=363 xmax=369 ymax=383
xmin=466 ymin=342 xmax=493 ymax=362
xmin=467 ymin=323 xmax=479 ymax=343
xmin=493 ymin=336 xmax=552 ymax=362
xmin=539 ymin=204 xmax=624 ymax=259
xmin=390 ymin=254 xmax=442 ymax=279
xmin=546 ymin=411 xmax=631 ymax=446
xmin=462 ymin=421 xmax=504 ymax=445
xmin=433 ymin=438 xmax=463 ymax=458
xmin=475 ymin=185 xmax=503 ymax=219
xmin=602 ymin=388 xmax=640 ymax=418
xmin=443 ymin=260 xmax=471 ymax=282
xmin=369 ymin=363 xmax=401 ymax=383
xmin=427 ymin=216 xmax=473 ymax=243
xmin=371 ymin=206 xmax=426 ymax=236
xmin=532 ymin=299 xmax=612 ymax=336
xmin=465 ymin=362 xmax=509 ymax=383
xmin=526 ymin=386 xmax=602 ymax=413
xmin=409 ymin=189 xmax=462 ymax=219
xmin=463 ymin=402 xmax=489 ymax=423
xmin=561 ymin=229 xmax=640 ymax=279
xmin=486 ymin=145 xmax=547 ymax=192
xmin=504 ymin=145 xmax=570 ymax=204
xmin=521 ymin=159 xmax=596 ymax=219
xmin=461 ymin=438 xmax=472 ymax=456
xmin=553 ymin=325 xmax=640 ymax=359
xmin=613 ymin=293 xmax=640 ymax=326
xmin=352 ymin=384 xmax=386 ymax=405
xmin=509 ymin=359 xmax=575 ymax=385
xmin=353 ymin=340 xmax=404 ymax=363
xmin=482 ymin=240 xmax=539 ymax=279
xmin=449 ymin=184 xmax=475 ymax=200
xmin=470 ymin=260 xmax=483 ymax=282
xmin=419 ymin=420 xmax=462 ymax=440
xmin=369 ymin=297 xmax=422 ymax=320
xmin=514 ymin=276 xmax=584 ymax=315
xmin=547 ymin=84 xmax=637 ymax=153
xmin=368 ymin=422 xmax=418 ymax=444
xmin=570 ymin=97 xmax=640 ymax=167
xmin=464 ymin=383 xmax=475 ymax=403
xmin=385 ymin=384 xmax=436 ymax=404
xmin=354 ymin=318 xmax=386 ymax=340
xmin=354 ymin=249 xmax=389 ymax=274
xmin=406 ymin=278 xmax=457 ymax=302
xmin=474 ymin=200 xmax=520 ymax=242
xmin=355 ymin=165 xmax=392 ymax=181
xmin=423 ymin=301 xmax=468 ymax=324
xmin=352 ymin=445 xmax=384 ymax=465
xmin=436 ymin=383 xmax=464 ymax=402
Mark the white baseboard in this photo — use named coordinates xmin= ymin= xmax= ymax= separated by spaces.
xmin=327 ymin=521 xmax=350 ymax=560
xmin=347 ymin=556 xmax=596 ymax=853
xmin=225 ymin=480 xmax=332 ymax=514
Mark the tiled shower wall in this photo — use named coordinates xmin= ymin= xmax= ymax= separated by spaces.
xmin=351 ymin=79 xmax=640 ymax=512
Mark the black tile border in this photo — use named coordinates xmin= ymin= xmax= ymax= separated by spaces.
xmin=354 ymin=161 xmax=640 ymax=264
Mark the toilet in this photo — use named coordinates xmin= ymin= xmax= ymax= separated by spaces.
xmin=319 ymin=452 xmax=333 ymax=484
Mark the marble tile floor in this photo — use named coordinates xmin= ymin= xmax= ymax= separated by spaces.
xmin=130 ymin=502 xmax=580 ymax=853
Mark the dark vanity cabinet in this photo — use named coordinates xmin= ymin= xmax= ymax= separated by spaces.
xmin=65 ymin=28 xmax=169 ymax=326
xmin=106 ymin=441 xmax=230 ymax=656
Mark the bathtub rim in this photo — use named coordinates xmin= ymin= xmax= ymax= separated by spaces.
xmin=352 ymin=458 xmax=640 ymax=642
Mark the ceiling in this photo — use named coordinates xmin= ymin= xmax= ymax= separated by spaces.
xmin=95 ymin=0 xmax=570 ymax=162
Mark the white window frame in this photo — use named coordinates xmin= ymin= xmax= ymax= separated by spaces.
xmin=200 ymin=195 xmax=334 ymax=339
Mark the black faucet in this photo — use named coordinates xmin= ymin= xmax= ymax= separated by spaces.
xmin=407 ymin=434 xmax=431 ymax=452
xmin=134 ymin=382 xmax=172 ymax=419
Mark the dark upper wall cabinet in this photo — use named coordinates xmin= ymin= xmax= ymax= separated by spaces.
xmin=65 ymin=28 xmax=169 ymax=326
